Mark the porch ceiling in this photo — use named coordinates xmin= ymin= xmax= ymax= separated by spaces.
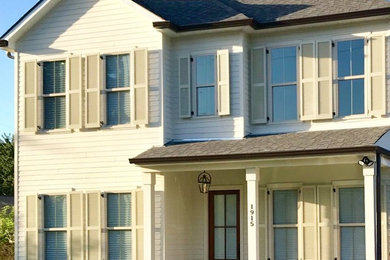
xmin=130 ymin=127 xmax=390 ymax=165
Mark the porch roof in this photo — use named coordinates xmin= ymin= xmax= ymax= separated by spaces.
xmin=130 ymin=127 xmax=390 ymax=165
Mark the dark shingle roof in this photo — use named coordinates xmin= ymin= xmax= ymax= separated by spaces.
xmin=130 ymin=127 xmax=390 ymax=164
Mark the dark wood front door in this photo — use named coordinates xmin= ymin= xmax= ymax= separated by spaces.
xmin=209 ymin=190 xmax=240 ymax=260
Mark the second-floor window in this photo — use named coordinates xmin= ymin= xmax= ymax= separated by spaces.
xmin=195 ymin=55 xmax=216 ymax=116
xmin=337 ymin=39 xmax=365 ymax=117
xmin=105 ymin=54 xmax=131 ymax=126
xmin=43 ymin=61 xmax=66 ymax=130
xmin=270 ymin=47 xmax=298 ymax=122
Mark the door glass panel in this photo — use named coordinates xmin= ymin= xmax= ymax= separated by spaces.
xmin=226 ymin=228 xmax=237 ymax=259
xmin=214 ymin=195 xmax=225 ymax=226
xmin=226 ymin=194 xmax=237 ymax=226
xmin=214 ymin=228 xmax=225 ymax=259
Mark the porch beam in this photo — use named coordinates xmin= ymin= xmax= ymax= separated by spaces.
xmin=144 ymin=172 xmax=156 ymax=260
xmin=246 ymin=168 xmax=260 ymax=260
xmin=363 ymin=165 xmax=377 ymax=260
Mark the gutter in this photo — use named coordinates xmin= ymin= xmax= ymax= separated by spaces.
xmin=130 ymin=145 xmax=390 ymax=165
xmin=153 ymin=7 xmax=390 ymax=33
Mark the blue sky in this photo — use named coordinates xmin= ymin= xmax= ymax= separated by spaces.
xmin=0 ymin=0 xmax=39 ymax=135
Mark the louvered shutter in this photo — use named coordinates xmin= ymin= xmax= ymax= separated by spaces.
xmin=179 ymin=56 xmax=191 ymax=118
xmin=26 ymin=195 xmax=39 ymax=260
xmin=217 ymin=49 xmax=230 ymax=116
xmin=68 ymin=57 xmax=83 ymax=129
xmin=316 ymin=41 xmax=333 ymax=119
xmin=300 ymin=43 xmax=316 ymax=121
xmin=368 ymin=35 xmax=386 ymax=116
xmin=132 ymin=49 xmax=149 ymax=125
xmin=301 ymin=186 xmax=317 ymax=260
xmin=134 ymin=190 xmax=144 ymax=260
xmin=258 ymin=188 xmax=267 ymax=260
xmin=251 ymin=48 xmax=267 ymax=124
xmin=85 ymin=192 xmax=102 ymax=260
xmin=69 ymin=192 xmax=83 ymax=260
xmin=24 ymin=61 xmax=38 ymax=132
xmin=85 ymin=54 xmax=101 ymax=128
xmin=317 ymin=186 xmax=333 ymax=260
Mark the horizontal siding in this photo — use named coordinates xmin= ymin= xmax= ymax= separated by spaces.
xmin=16 ymin=0 xmax=163 ymax=258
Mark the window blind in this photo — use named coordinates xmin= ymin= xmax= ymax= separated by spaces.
xmin=106 ymin=55 xmax=130 ymax=89
xmin=44 ymin=195 xmax=66 ymax=228
xmin=107 ymin=91 xmax=130 ymax=125
xmin=45 ymin=231 xmax=67 ymax=260
xmin=108 ymin=230 xmax=132 ymax=260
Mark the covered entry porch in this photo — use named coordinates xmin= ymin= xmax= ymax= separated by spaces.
xmin=130 ymin=127 xmax=390 ymax=260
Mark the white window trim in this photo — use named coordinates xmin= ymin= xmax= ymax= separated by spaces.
xmin=267 ymin=45 xmax=300 ymax=123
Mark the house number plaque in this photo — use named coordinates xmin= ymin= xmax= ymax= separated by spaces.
xmin=250 ymin=204 xmax=255 ymax=226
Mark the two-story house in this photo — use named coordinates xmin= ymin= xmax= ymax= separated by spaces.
xmin=2 ymin=0 xmax=390 ymax=259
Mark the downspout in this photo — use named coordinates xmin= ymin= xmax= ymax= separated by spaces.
xmin=13 ymin=51 xmax=19 ymax=260
xmin=7 ymin=52 xmax=14 ymax=60
xmin=376 ymin=152 xmax=382 ymax=260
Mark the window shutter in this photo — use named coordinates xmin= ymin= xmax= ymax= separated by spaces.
xmin=300 ymin=186 xmax=317 ymax=260
xmin=316 ymin=41 xmax=333 ymax=119
xmin=68 ymin=56 xmax=83 ymax=129
xmin=300 ymin=43 xmax=316 ymax=121
xmin=368 ymin=35 xmax=386 ymax=116
xmin=217 ymin=49 xmax=230 ymax=116
xmin=251 ymin=48 xmax=267 ymax=124
xmin=85 ymin=54 xmax=101 ymax=128
xmin=317 ymin=185 xmax=333 ymax=260
xmin=258 ymin=188 xmax=267 ymax=260
xmin=85 ymin=192 xmax=102 ymax=260
xmin=132 ymin=49 xmax=149 ymax=125
xmin=24 ymin=61 xmax=38 ymax=132
xmin=26 ymin=195 xmax=39 ymax=260
xmin=133 ymin=190 xmax=144 ymax=260
xmin=69 ymin=192 xmax=84 ymax=260
xmin=179 ymin=56 xmax=191 ymax=118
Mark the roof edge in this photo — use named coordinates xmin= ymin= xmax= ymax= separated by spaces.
xmin=0 ymin=40 xmax=8 ymax=48
xmin=153 ymin=7 xmax=390 ymax=33
xmin=129 ymin=145 xmax=379 ymax=165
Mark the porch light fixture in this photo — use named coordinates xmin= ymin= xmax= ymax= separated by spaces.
xmin=198 ymin=171 xmax=212 ymax=194
xmin=358 ymin=156 xmax=374 ymax=166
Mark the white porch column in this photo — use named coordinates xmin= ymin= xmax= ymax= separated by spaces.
xmin=144 ymin=172 xmax=156 ymax=260
xmin=246 ymin=168 xmax=260 ymax=260
xmin=363 ymin=165 xmax=377 ymax=260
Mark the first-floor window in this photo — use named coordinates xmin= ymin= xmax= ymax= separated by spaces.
xmin=195 ymin=55 xmax=216 ymax=116
xmin=339 ymin=187 xmax=365 ymax=260
xmin=107 ymin=193 xmax=132 ymax=260
xmin=43 ymin=61 xmax=66 ymax=130
xmin=273 ymin=189 xmax=298 ymax=260
xmin=44 ymin=195 xmax=67 ymax=260
xmin=105 ymin=54 xmax=131 ymax=126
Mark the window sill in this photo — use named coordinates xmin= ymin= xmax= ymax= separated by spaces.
xmin=38 ymin=129 xmax=72 ymax=135
xmin=100 ymin=124 xmax=136 ymax=130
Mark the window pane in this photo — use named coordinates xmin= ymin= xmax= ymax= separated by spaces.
xmin=214 ymin=194 xmax=225 ymax=226
xmin=197 ymin=86 xmax=215 ymax=116
xmin=106 ymin=55 xmax=130 ymax=89
xmin=338 ymin=80 xmax=352 ymax=117
xmin=341 ymin=227 xmax=365 ymax=260
xmin=44 ymin=195 xmax=66 ymax=228
xmin=56 ymin=96 xmax=66 ymax=129
xmin=226 ymin=228 xmax=237 ymax=259
xmin=272 ymin=85 xmax=297 ymax=122
xmin=338 ymin=41 xmax=350 ymax=77
xmin=107 ymin=193 xmax=132 ymax=227
xmin=44 ymin=97 xmax=65 ymax=130
xmin=214 ymin=228 xmax=225 ymax=259
xmin=351 ymin=39 xmax=364 ymax=76
xmin=271 ymin=48 xmax=284 ymax=84
xmin=352 ymin=79 xmax=364 ymax=115
xmin=271 ymin=47 xmax=296 ymax=84
xmin=274 ymin=228 xmax=298 ymax=260
xmin=118 ymin=54 xmax=130 ymax=87
xmin=106 ymin=56 xmax=117 ymax=89
xmin=273 ymin=190 xmax=298 ymax=225
xmin=226 ymin=194 xmax=237 ymax=226
xmin=196 ymin=55 xmax=215 ymax=85
xmin=284 ymin=47 xmax=297 ymax=83
xmin=43 ymin=61 xmax=65 ymax=94
xmin=45 ymin=232 xmax=67 ymax=260
xmin=107 ymin=91 xmax=130 ymax=126
xmin=108 ymin=230 xmax=132 ymax=260
xmin=119 ymin=91 xmax=130 ymax=124
xmin=339 ymin=188 xmax=364 ymax=223
xmin=54 ymin=61 xmax=66 ymax=93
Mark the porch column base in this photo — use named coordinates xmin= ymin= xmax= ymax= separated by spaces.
xmin=246 ymin=168 xmax=260 ymax=260
xmin=144 ymin=172 xmax=156 ymax=260
xmin=363 ymin=165 xmax=377 ymax=260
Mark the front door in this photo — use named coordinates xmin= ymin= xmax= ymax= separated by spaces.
xmin=209 ymin=190 xmax=240 ymax=260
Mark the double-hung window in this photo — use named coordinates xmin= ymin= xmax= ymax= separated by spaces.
xmin=43 ymin=61 xmax=66 ymax=130
xmin=194 ymin=55 xmax=216 ymax=116
xmin=107 ymin=193 xmax=132 ymax=260
xmin=272 ymin=189 xmax=298 ymax=260
xmin=270 ymin=47 xmax=298 ymax=122
xmin=337 ymin=39 xmax=365 ymax=117
xmin=44 ymin=195 xmax=67 ymax=260
xmin=105 ymin=54 xmax=131 ymax=126
xmin=339 ymin=187 xmax=365 ymax=260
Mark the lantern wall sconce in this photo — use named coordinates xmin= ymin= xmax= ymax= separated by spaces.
xmin=198 ymin=171 xmax=212 ymax=194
